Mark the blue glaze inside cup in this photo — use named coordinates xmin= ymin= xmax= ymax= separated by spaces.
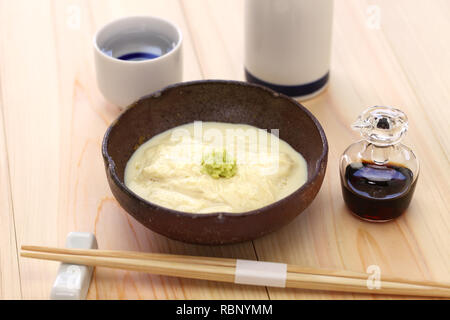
xmin=101 ymin=32 xmax=175 ymax=62
xmin=117 ymin=52 xmax=160 ymax=61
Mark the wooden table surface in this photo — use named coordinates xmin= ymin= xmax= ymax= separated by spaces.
xmin=0 ymin=0 xmax=449 ymax=300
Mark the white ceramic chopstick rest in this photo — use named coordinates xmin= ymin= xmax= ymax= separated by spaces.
xmin=50 ymin=232 xmax=98 ymax=300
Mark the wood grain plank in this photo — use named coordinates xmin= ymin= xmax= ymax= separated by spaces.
xmin=0 ymin=0 xmax=61 ymax=299
xmin=181 ymin=0 xmax=450 ymax=300
xmin=179 ymin=0 xmax=244 ymax=80
xmin=0 ymin=0 xmax=266 ymax=299
xmin=0 ymin=69 xmax=22 ymax=300
xmin=368 ymin=0 xmax=450 ymax=160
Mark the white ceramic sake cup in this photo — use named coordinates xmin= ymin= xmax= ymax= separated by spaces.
xmin=94 ymin=16 xmax=183 ymax=108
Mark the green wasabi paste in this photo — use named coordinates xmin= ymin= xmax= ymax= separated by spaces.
xmin=201 ymin=149 xmax=237 ymax=179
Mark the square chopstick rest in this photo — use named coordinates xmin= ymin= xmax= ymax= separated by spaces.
xmin=50 ymin=232 xmax=98 ymax=300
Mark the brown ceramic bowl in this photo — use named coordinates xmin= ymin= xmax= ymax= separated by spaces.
xmin=102 ymin=80 xmax=328 ymax=245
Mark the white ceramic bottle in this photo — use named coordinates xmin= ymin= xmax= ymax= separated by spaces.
xmin=245 ymin=0 xmax=333 ymax=100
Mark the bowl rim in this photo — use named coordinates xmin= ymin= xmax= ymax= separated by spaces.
xmin=102 ymin=79 xmax=328 ymax=219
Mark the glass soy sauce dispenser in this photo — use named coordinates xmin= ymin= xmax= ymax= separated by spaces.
xmin=340 ymin=106 xmax=419 ymax=222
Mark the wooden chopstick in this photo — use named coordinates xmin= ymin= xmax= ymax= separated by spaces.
xmin=22 ymin=245 xmax=235 ymax=267
xmin=21 ymin=245 xmax=450 ymax=298
xmin=21 ymin=245 xmax=450 ymax=289
xmin=21 ymin=250 xmax=236 ymax=283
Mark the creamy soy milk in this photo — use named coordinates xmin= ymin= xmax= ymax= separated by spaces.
xmin=125 ymin=122 xmax=308 ymax=213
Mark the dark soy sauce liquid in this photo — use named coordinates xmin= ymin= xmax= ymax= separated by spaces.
xmin=341 ymin=160 xmax=417 ymax=221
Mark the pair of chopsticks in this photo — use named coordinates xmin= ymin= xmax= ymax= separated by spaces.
xmin=21 ymin=245 xmax=450 ymax=298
